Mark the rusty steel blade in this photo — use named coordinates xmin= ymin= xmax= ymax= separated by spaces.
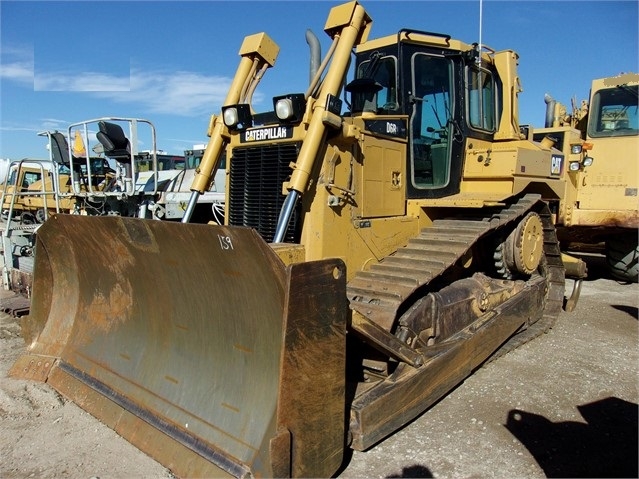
xmin=10 ymin=214 xmax=347 ymax=477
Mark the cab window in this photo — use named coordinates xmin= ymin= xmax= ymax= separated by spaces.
xmin=354 ymin=54 xmax=399 ymax=114
xmin=467 ymin=67 xmax=496 ymax=132
xmin=410 ymin=54 xmax=453 ymax=189
xmin=588 ymin=85 xmax=639 ymax=137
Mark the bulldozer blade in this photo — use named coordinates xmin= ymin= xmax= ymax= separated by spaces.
xmin=10 ymin=214 xmax=348 ymax=478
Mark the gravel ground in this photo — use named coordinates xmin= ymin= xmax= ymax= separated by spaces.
xmin=1 ymin=253 xmax=637 ymax=478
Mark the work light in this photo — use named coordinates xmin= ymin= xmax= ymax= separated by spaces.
xmin=222 ymin=104 xmax=252 ymax=130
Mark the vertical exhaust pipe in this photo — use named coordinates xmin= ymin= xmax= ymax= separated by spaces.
xmin=306 ymin=29 xmax=321 ymax=85
xmin=544 ymin=93 xmax=556 ymax=128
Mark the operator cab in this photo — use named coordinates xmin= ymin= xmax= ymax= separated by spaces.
xmin=349 ymin=29 xmax=501 ymax=199
xmin=588 ymin=83 xmax=639 ymax=137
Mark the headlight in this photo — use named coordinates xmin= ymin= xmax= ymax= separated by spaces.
xmin=569 ymin=161 xmax=581 ymax=171
xmin=275 ymin=99 xmax=294 ymax=120
xmin=272 ymin=93 xmax=305 ymax=123
xmin=223 ymin=107 xmax=239 ymax=127
xmin=222 ymin=104 xmax=252 ymax=130
xmin=583 ymin=156 xmax=594 ymax=167
xmin=571 ymin=144 xmax=583 ymax=154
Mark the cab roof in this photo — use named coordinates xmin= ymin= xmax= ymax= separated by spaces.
xmin=356 ymin=30 xmax=497 ymax=65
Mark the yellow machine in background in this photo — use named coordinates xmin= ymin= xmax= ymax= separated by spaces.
xmin=14 ymin=2 xmax=581 ymax=477
xmin=1 ymin=160 xmax=55 ymax=224
xmin=537 ymin=74 xmax=638 ymax=282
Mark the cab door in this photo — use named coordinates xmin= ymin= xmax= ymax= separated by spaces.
xmin=408 ymin=53 xmax=459 ymax=198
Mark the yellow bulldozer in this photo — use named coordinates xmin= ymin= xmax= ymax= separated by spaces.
xmin=12 ymin=2 xmax=580 ymax=477
xmin=535 ymin=73 xmax=638 ymax=282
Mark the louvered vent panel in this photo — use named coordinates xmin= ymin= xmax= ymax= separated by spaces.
xmin=228 ymin=143 xmax=302 ymax=243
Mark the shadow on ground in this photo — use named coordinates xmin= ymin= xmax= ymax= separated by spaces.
xmin=611 ymin=304 xmax=638 ymax=320
xmin=386 ymin=464 xmax=433 ymax=478
xmin=505 ymin=397 xmax=638 ymax=478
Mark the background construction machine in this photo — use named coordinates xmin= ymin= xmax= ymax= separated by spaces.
xmin=535 ymin=74 xmax=638 ymax=282
xmin=27 ymin=121 xmax=225 ymax=223
xmin=64 ymin=117 xmax=175 ymax=218
xmin=156 ymin=147 xmax=226 ymax=223
xmin=2 ymin=119 xmax=169 ymax=223
xmin=13 ymin=1 xmax=578 ymax=477
xmin=1 ymin=120 xmax=226 ymax=293
xmin=1 ymin=120 xmax=160 ymax=293
xmin=1 ymin=157 xmax=59 ymax=224
xmin=1 ymin=158 xmax=57 ymax=294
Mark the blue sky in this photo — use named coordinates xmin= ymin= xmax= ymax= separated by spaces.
xmin=1 ymin=0 xmax=637 ymax=159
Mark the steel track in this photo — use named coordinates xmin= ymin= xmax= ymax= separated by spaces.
xmin=347 ymin=194 xmax=565 ymax=342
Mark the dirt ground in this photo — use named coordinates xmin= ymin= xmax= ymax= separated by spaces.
xmin=0 ymin=253 xmax=637 ymax=479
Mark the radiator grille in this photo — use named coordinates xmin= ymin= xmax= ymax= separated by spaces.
xmin=228 ymin=142 xmax=302 ymax=243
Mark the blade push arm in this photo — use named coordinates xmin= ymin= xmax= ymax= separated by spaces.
xmin=183 ymin=33 xmax=279 ymax=223
xmin=274 ymin=1 xmax=372 ymax=241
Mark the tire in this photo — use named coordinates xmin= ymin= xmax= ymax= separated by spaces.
xmin=35 ymin=208 xmax=47 ymax=223
xmin=606 ymin=234 xmax=639 ymax=283
xmin=20 ymin=212 xmax=36 ymax=225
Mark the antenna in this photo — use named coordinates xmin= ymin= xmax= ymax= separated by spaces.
xmin=477 ymin=0 xmax=483 ymax=65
